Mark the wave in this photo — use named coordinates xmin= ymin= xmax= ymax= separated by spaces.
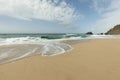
xmin=0 ymin=37 xmax=72 ymax=64
xmin=0 ymin=37 xmax=73 ymax=54
xmin=87 ymin=35 xmax=120 ymax=39
xmin=0 ymin=34 xmax=120 ymax=64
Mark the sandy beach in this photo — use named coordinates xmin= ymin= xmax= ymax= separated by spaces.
xmin=0 ymin=39 xmax=120 ymax=80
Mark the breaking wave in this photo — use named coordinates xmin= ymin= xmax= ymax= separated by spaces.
xmin=0 ymin=33 xmax=119 ymax=64
xmin=0 ymin=37 xmax=72 ymax=64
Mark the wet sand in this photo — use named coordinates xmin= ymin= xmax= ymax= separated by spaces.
xmin=0 ymin=39 xmax=120 ymax=80
xmin=0 ymin=44 xmax=44 ymax=64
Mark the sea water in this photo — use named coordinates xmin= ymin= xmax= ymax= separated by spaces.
xmin=0 ymin=33 xmax=118 ymax=64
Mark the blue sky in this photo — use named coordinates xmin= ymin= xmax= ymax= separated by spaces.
xmin=0 ymin=0 xmax=120 ymax=33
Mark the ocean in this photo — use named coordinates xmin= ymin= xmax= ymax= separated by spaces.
xmin=0 ymin=33 xmax=118 ymax=64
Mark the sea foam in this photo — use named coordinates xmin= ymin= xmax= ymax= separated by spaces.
xmin=0 ymin=37 xmax=72 ymax=64
xmin=0 ymin=34 xmax=119 ymax=64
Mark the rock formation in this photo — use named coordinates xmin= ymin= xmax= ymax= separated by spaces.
xmin=106 ymin=24 xmax=120 ymax=35
xmin=86 ymin=32 xmax=93 ymax=35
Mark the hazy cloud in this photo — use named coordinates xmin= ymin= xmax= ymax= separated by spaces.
xmin=92 ymin=0 xmax=110 ymax=13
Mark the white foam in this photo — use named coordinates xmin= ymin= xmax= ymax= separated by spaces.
xmin=87 ymin=35 xmax=120 ymax=39
xmin=0 ymin=37 xmax=72 ymax=57
xmin=0 ymin=35 xmax=120 ymax=64
xmin=0 ymin=49 xmax=14 ymax=59
xmin=0 ymin=35 xmax=119 ymax=59
xmin=42 ymin=42 xmax=66 ymax=56
xmin=8 ymin=48 xmax=38 ymax=62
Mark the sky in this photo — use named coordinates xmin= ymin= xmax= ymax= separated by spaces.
xmin=0 ymin=0 xmax=120 ymax=33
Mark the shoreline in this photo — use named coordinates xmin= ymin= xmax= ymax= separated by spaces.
xmin=0 ymin=39 xmax=89 ymax=64
xmin=0 ymin=39 xmax=120 ymax=80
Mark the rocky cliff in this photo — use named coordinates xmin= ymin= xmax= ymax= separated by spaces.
xmin=106 ymin=24 xmax=120 ymax=35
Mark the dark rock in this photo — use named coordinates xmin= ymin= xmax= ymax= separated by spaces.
xmin=100 ymin=33 xmax=104 ymax=35
xmin=106 ymin=24 xmax=120 ymax=35
xmin=86 ymin=32 xmax=93 ymax=35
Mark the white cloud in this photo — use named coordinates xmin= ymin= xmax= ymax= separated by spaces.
xmin=0 ymin=0 xmax=79 ymax=24
xmin=92 ymin=0 xmax=120 ymax=33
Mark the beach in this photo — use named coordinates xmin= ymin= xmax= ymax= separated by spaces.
xmin=0 ymin=39 xmax=120 ymax=80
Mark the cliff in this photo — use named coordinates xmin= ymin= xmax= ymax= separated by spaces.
xmin=106 ymin=24 xmax=120 ymax=35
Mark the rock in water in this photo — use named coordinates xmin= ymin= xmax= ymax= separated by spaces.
xmin=106 ymin=24 xmax=120 ymax=35
xmin=86 ymin=32 xmax=93 ymax=35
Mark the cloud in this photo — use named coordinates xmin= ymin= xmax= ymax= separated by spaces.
xmin=0 ymin=0 xmax=80 ymax=24
xmin=91 ymin=0 xmax=120 ymax=33
xmin=92 ymin=0 xmax=110 ymax=14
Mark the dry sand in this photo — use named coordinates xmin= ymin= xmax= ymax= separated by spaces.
xmin=0 ymin=39 xmax=120 ymax=80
